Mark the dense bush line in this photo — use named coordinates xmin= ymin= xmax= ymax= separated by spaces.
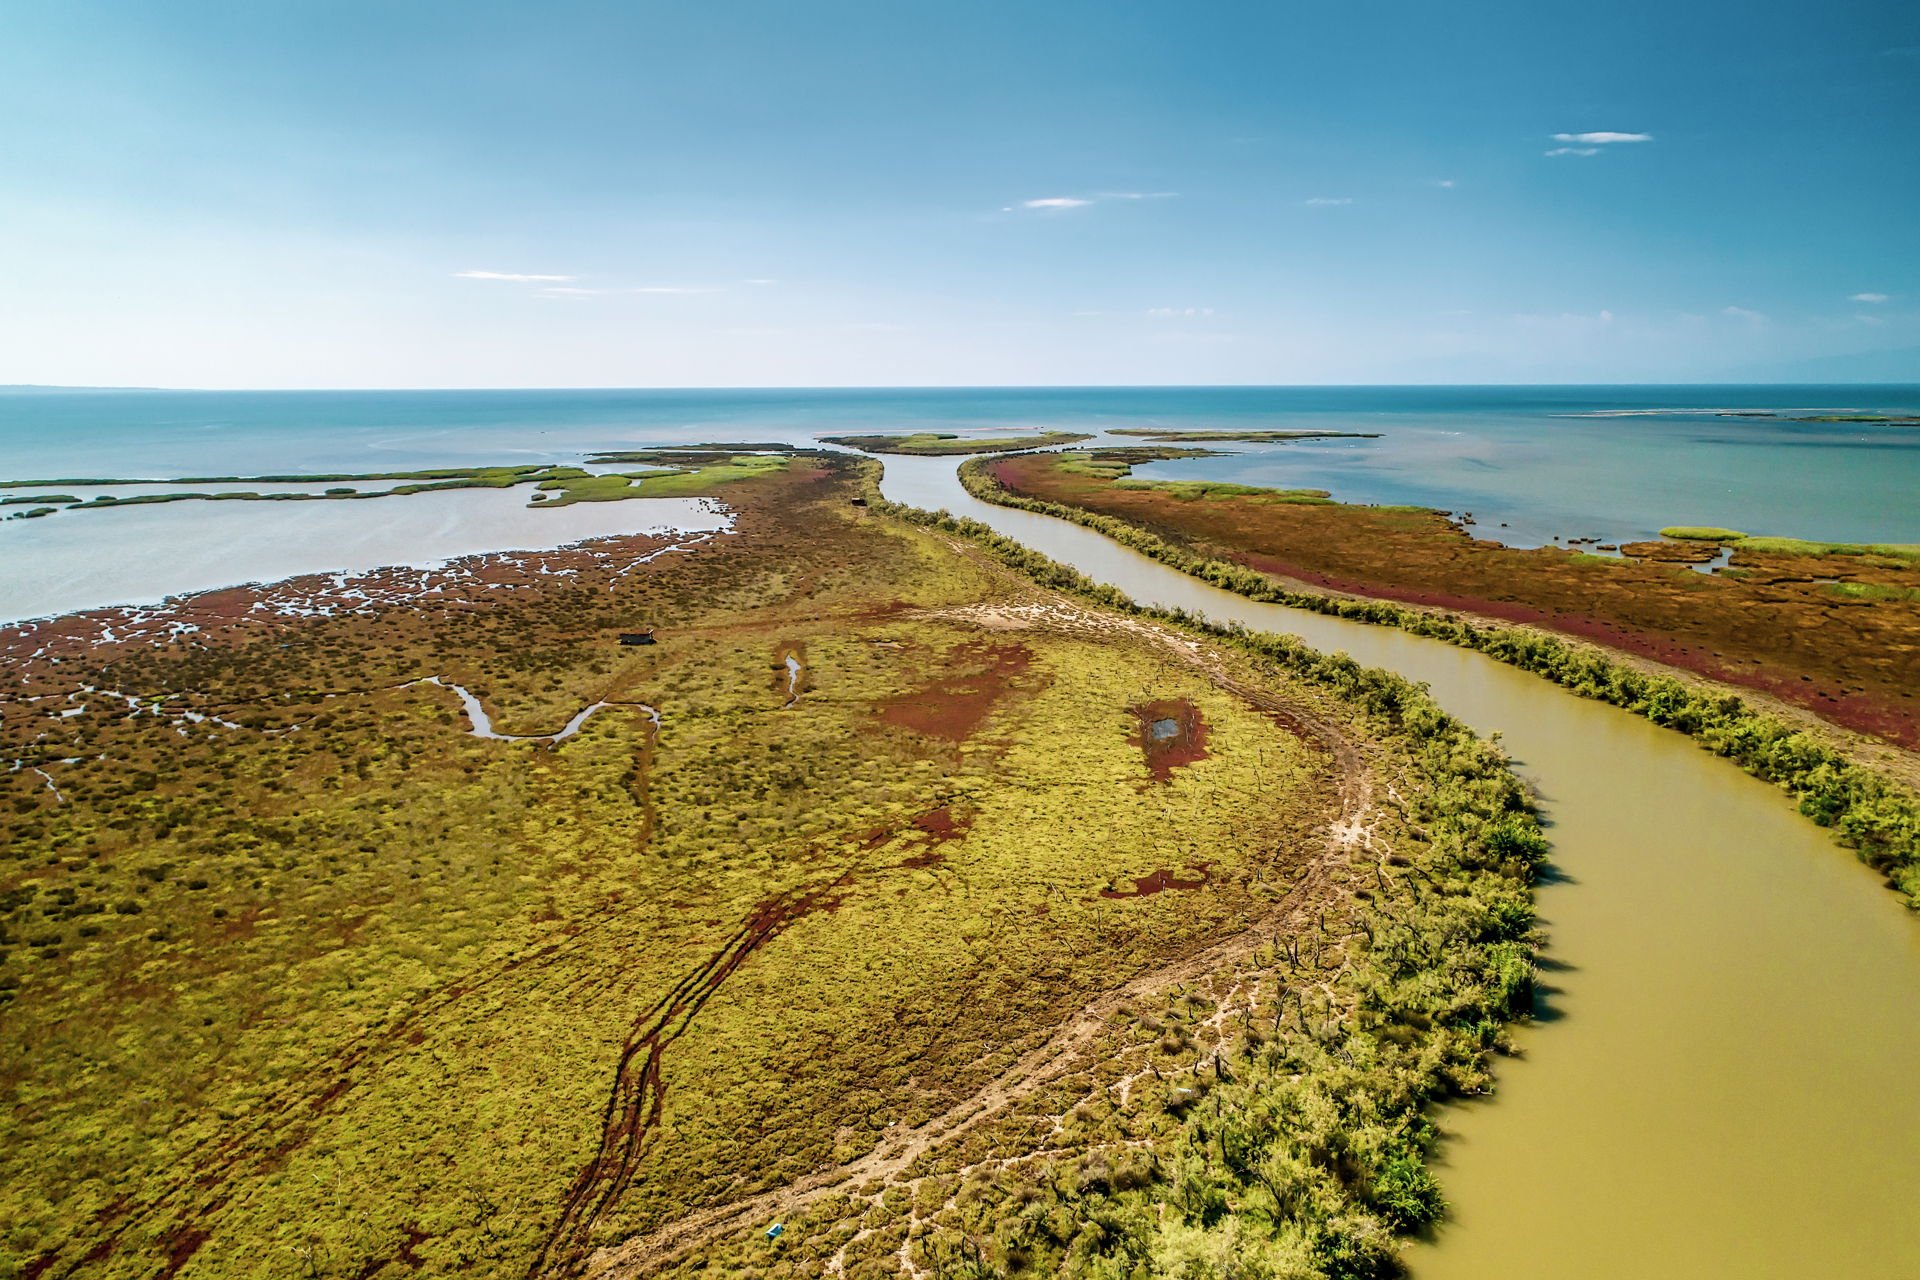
xmin=850 ymin=465 xmax=1546 ymax=1276
xmin=950 ymin=458 xmax=1920 ymax=908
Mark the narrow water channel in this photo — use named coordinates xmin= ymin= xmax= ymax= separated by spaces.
xmin=878 ymin=456 xmax=1920 ymax=1278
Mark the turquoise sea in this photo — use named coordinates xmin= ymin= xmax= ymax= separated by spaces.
xmin=3 ymin=385 xmax=1917 ymax=621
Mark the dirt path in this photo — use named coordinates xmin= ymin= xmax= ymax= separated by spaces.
xmin=582 ymin=572 xmax=1378 ymax=1278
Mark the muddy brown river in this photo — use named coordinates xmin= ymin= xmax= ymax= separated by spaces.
xmin=879 ymin=455 xmax=1920 ymax=1278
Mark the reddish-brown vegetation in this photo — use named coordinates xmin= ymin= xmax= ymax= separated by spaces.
xmin=992 ymin=452 xmax=1920 ymax=748
xmin=1099 ymin=864 xmax=1213 ymax=898
xmin=875 ymin=640 xmax=1035 ymax=741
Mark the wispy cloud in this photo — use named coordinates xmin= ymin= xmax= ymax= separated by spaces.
xmin=1435 ymin=179 xmax=1456 ymax=189
xmin=743 ymin=278 xmax=778 ymax=286
xmin=1553 ymin=131 xmax=1653 ymax=145
xmin=456 ymin=269 xmax=575 ymax=282
xmin=1005 ymin=192 xmax=1175 ymax=212
xmin=1545 ymin=131 xmax=1652 ymax=158
xmin=1851 ymin=291 xmax=1889 ymax=303
xmin=1721 ymin=305 xmax=1765 ymax=322
xmin=1304 ymin=196 xmax=1353 ymax=206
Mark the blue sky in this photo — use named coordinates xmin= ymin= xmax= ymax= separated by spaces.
xmin=1 ymin=0 xmax=1915 ymax=387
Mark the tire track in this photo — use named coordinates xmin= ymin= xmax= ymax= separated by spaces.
xmin=530 ymin=873 xmax=855 ymax=1278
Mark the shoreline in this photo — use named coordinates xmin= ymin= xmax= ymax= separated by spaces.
xmin=1 ymin=522 xmax=729 ymax=657
xmin=0 ymin=489 xmax=734 ymax=629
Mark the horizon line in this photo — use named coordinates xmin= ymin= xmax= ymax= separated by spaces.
xmin=5 ymin=379 xmax=1920 ymax=395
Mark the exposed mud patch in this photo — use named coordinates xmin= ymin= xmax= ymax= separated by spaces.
xmin=1131 ymin=698 xmax=1209 ymax=781
xmin=1100 ymin=864 xmax=1213 ymax=898
xmin=877 ymin=640 xmax=1033 ymax=742
xmin=1620 ymin=539 xmax=1725 ymax=564
xmin=898 ymin=805 xmax=972 ymax=868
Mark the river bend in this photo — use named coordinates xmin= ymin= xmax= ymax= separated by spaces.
xmin=878 ymin=454 xmax=1920 ymax=1280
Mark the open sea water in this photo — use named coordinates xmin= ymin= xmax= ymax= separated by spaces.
xmin=3 ymin=384 xmax=1917 ymax=622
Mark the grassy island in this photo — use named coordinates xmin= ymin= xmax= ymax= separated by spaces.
xmin=0 ymin=452 xmax=793 ymax=517
xmin=1106 ymin=428 xmax=1382 ymax=442
xmin=3 ymin=451 xmax=1543 ymax=1279
xmin=1715 ymin=411 xmax=1920 ymax=426
xmin=1659 ymin=526 xmax=1920 ymax=562
xmin=818 ymin=430 xmax=1093 ymax=455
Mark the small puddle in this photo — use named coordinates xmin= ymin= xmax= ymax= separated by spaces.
xmin=1690 ymin=546 xmax=1736 ymax=574
xmin=1130 ymin=698 xmax=1209 ymax=781
xmin=782 ymin=653 xmax=803 ymax=708
xmin=409 ymin=676 xmax=650 ymax=744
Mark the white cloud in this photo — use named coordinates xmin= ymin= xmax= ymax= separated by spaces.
xmin=743 ymin=278 xmax=778 ymax=286
xmin=1436 ymin=179 xmax=1456 ymax=189
xmin=1304 ymin=197 xmax=1353 ymax=206
xmin=455 ymin=269 xmax=576 ymax=282
xmin=1851 ymin=291 xmax=1889 ymax=303
xmin=1007 ymin=192 xmax=1175 ymax=212
xmin=1146 ymin=307 xmax=1216 ymax=318
xmin=1721 ymin=305 xmax=1765 ymax=321
xmin=1545 ymin=131 xmax=1652 ymax=158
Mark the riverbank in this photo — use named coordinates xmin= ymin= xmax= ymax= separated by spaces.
xmin=964 ymin=451 xmax=1920 ymax=906
xmin=873 ymin=448 xmax=1920 ymax=1280
xmin=986 ymin=448 xmax=1920 ymax=749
